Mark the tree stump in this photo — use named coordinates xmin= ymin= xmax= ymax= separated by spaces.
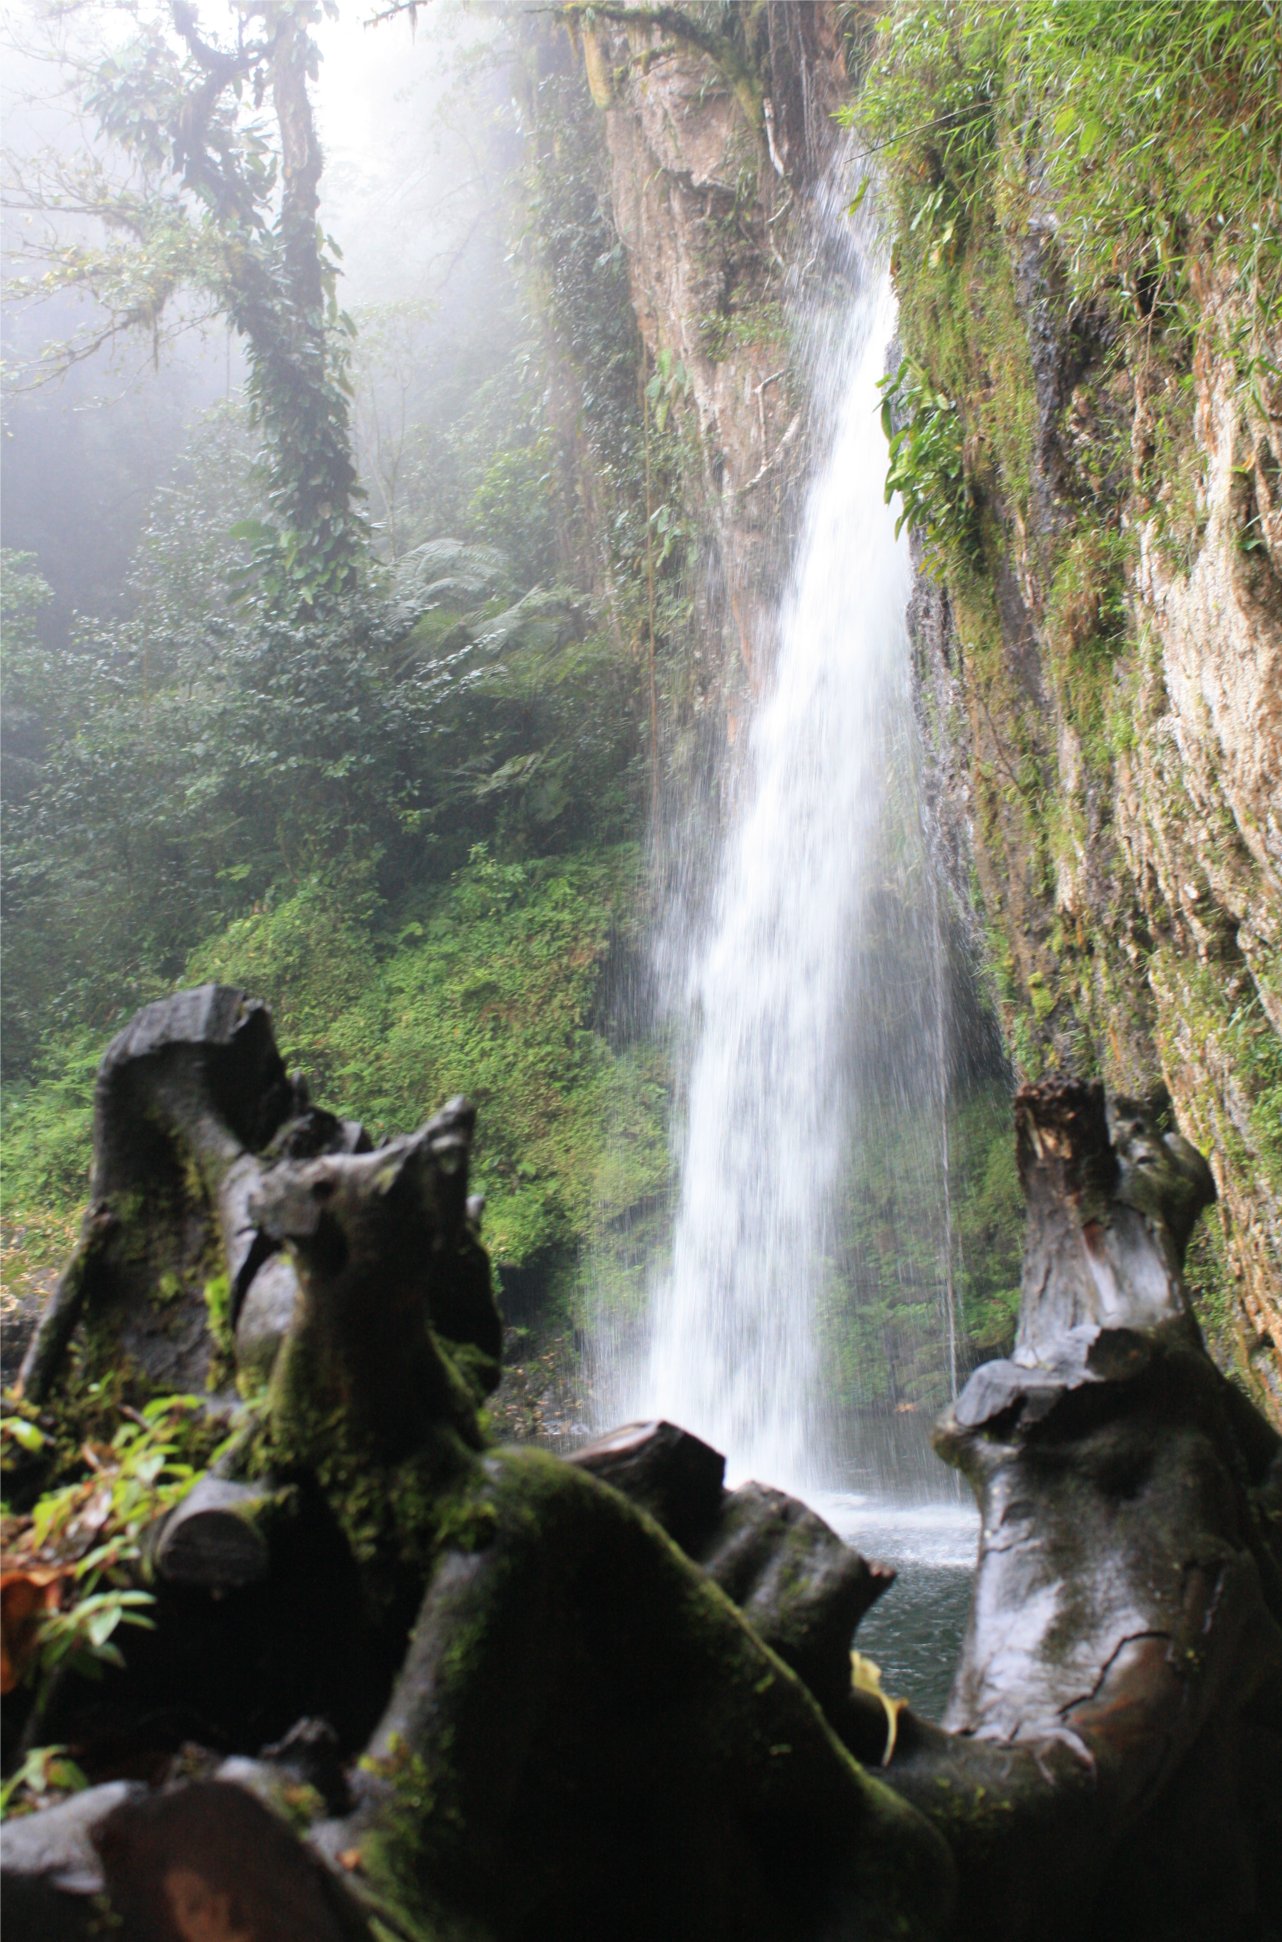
xmin=876 ymin=1079 xmax=1282 ymax=1940
xmin=6 ymin=995 xmax=1280 ymax=1942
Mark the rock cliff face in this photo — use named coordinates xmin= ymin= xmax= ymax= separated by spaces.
xmin=562 ymin=2 xmax=851 ymax=748
xmin=540 ymin=4 xmax=1279 ymax=1413
xmin=1128 ymin=338 xmax=1281 ymax=1386
xmin=901 ymin=212 xmax=1281 ymax=1415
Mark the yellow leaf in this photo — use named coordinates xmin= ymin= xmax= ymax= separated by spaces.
xmin=850 ymin=1649 xmax=908 ymax=1766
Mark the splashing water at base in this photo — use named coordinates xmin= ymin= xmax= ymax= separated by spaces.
xmin=603 ymin=198 xmax=960 ymax=1503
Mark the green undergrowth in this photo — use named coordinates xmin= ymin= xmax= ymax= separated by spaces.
xmin=190 ymin=839 xmax=668 ymax=1274
xmin=2 ymin=844 xmax=670 ymax=1297
xmin=2 ymin=1034 xmax=101 ymax=1269
xmin=0 ymin=1392 xmax=234 ymax=1788
xmin=858 ymin=0 xmax=1281 ymax=364
xmin=822 ymin=1080 xmax=1022 ymax=1418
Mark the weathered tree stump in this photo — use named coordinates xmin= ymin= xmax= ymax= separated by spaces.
xmin=571 ymin=1420 xmax=896 ymax=1716
xmin=19 ymin=986 xmax=306 ymax=1405
xmin=875 ymin=1079 xmax=1282 ymax=1941
xmin=5 ymin=992 xmax=1280 ymax=1942
xmin=248 ymin=1102 xmax=501 ymax=1467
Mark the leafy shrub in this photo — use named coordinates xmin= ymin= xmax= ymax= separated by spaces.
xmin=879 ymin=358 xmax=978 ymax=562
xmin=858 ymin=0 xmax=1281 ymax=327
xmin=1011 ymin=0 xmax=1282 ymax=316
xmin=187 ymin=843 xmax=662 ymax=1270
xmin=1 ymin=1035 xmax=102 ymax=1267
xmin=0 ymin=1395 xmax=227 ymax=1763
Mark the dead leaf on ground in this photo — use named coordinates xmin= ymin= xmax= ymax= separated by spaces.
xmin=0 ymin=1566 xmax=64 ymax=1694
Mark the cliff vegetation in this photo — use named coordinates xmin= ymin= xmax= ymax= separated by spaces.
xmin=855 ymin=0 xmax=1281 ymax=1409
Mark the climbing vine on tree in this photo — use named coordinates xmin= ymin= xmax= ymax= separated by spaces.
xmin=9 ymin=0 xmax=365 ymax=613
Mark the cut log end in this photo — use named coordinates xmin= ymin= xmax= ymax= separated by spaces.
xmin=1014 ymin=1074 xmax=1116 ymax=1205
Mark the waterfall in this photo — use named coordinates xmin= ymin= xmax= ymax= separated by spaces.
xmin=604 ymin=201 xmax=958 ymax=1500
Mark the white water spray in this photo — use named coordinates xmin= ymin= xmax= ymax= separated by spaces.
xmin=607 ymin=193 xmax=961 ymax=1498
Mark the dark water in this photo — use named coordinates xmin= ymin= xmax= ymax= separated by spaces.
xmin=816 ymin=1495 xmax=979 ymax=1721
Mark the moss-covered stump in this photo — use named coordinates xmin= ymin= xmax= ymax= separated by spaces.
xmin=2 ymin=994 xmax=487 ymax=1803
xmin=314 ymin=1446 xmax=953 ymax=1942
xmin=16 ymin=985 xmax=339 ymax=1410
xmin=5 ymin=993 xmax=1280 ymax=1940
xmin=247 ymin=1103 xmax=500 ymax=1467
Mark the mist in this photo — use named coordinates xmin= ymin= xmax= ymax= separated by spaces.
xmin=1 ymin=0 xmax=527 ymax=620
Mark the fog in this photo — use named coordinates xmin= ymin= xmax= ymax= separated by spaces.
xmin=1 ymin=0 xmax=526 ymax=622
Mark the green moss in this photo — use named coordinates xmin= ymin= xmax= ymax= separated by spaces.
xmin=1157 ymin=958 xmax=1282 ymax=1200
xmin=1025 ymin=972 xmax=1055 ymax=1024
xmin=351 ymin=1737 xmax=454 ymax=1942
xmin=1043 ymin=523 xmax=1132 ymax=754
xmin=144 ymin=1270 xmax=182 ymax=1314
xmin=697 ymin=298 xmax=788 ymax=364
xmin=1183 ymin=1219 xmax=1238 ymax=1355
xmin=965 ymin=228 xmax=1038 ymax=523
xmin=444 ymin=1340 xmax=501 ymax=1412
xmin=268 ymin=1780 xmax=322 ymax=1834
xmin=83 ymin=1893 xmax=125 ymax=1936
xmin=238 ymin=1359 xmax=489 ymax=1625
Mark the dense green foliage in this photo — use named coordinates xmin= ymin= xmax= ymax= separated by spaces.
xmin=1 ymin=430 xmax=651 ymax=1278
xmin=1012 ymin=0 xmax=1281 ymax=309
xmin=855 ymin=0 xmax=1280 ymax=560
xmin=0 ymin=12 xmax=671 ymax=1325
xmin=860 ymin=0 xmax=1281 ymax=313
xmin=184 ymin=843 xmax=666 ymax=1270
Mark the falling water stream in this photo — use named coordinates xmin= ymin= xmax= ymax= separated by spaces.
xmin=640 ymin=254 xmax=912 ymax=1497
xmin=598 ymin=195 xmax=978 ymax=1703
